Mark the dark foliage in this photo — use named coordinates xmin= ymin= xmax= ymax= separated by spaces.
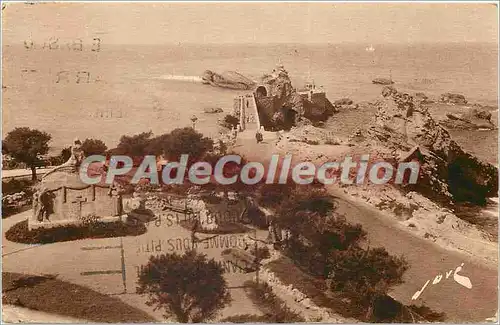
xmin=2 ymin=272 xmax=155 ymax=322
xmin=5 ymin=219 xmax=146 ymax=244
xmin=2 ymin=127 xmax=51 ymax=180
xmin=273 ymin=186 xmax=366 ymax=276
xmin=269 ymin=184 xmax=412 ymax=321
xmin=81 ymin=138 xmax=108 ymax=156
xmin=219 ymin=114 xmax=239 ymax=130
xmin=254 ymin=183 xmax=297 ymax=209
xmin=327 ymin=246 xmax=408 ymax=319
xmin=46 ymin=147 xmax=71 ymax=166
xmin=60 ymin=146 xmax=71 ymax=161
xmin=243 ymin=280 xmax=305 ymax=323
xmin=136 ymin=250 xmax=230 ymax=322
xmin=146 ymin=133 xmax=171 ymax=155
xmin=161 ymin=127 xmax=214 ymax=163
xmin=115 ymin=131 xmax=155 ymax=156
xmin=245 ymin=206 xmax=268 ymax=229
xmin=2 ymin=179 xmax=34 ymax=196
xmin=251 ymin=245 xmax=271 ymax=262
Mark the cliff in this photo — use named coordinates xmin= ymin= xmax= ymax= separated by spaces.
xmin=368 ymin=86 xmax=498 ymax=206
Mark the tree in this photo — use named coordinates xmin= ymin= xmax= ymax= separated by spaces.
xmin=162 ymin=128 xmax=213 ymax=164
xmin=81 ymin=138 xmax=107 ymax=156
xmin=137 ymin=250 xmax=230 ymax=322
xmin=60 ymin=147 xmax=71 ymax=162
xmin=274 ymin=185 xmax=366 ymax=276
xmin=219 ymin=114 xmax=239 ymax=130
xmin=255 ymin=182 xmax=297 ymax=209
xmin=116 ymin=131 xmax=154 ymax=156
xmin=327 ymin=246 xmax=408 ymax=320
xmin=2 ymin=127 xmax=51 ymax=181
xmin=46 ymin=147 xmax=70 ymax=166
xmin=146 ymin=133 xmax=171 ymax=156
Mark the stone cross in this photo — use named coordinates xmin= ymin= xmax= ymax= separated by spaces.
xmin=69 ymin=195 xmax=87 ymax=219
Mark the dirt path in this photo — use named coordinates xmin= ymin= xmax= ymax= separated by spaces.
xmin=332 ymin=190 xmax=497 ymax=322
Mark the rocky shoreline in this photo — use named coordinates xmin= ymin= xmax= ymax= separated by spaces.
xmin=258 ymin=87 xmax=498 ymax=267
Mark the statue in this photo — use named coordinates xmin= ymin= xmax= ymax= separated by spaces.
xmin=33 ymin=187 xmax=55 ymax=222
xmin=43 ymin=138 xmax=85 ymax=178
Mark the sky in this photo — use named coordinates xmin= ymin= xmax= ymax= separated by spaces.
xmin=2 ymin=2 xmax=498 ymax=45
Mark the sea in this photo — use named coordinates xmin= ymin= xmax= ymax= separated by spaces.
xmin=2 ymin=42 xmax=498 ymax=164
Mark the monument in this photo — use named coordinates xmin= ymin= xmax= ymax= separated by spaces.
xmin=29 ymin=138 xmax=126 ymax=230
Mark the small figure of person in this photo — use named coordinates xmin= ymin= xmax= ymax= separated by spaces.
xmin=255 ymin=128 xmax=263 ymax=144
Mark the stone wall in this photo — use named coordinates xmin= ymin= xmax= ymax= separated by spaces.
xmin=257 ymin=250 xmax=345 ymax=322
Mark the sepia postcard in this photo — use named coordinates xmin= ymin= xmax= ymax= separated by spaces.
xmin=1 ymin=1 xmax=498 ymax=323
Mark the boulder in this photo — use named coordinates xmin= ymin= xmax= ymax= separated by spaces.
xmin=201 ymin=70 xmax=255 ymax=90
xmin=333 ymin=98 xmax=359 ymax=110
xmin=440 ymin=108 xmax=496 ymax=130
xmin=439 ymin=92 xmax=467 ymax=105
xmin=369 ymin=87 xmax=498 ymax=205
xmin=203 ymin=107 xmax=223 ymax=114
xmin=334 ymin=98 xmax=353 ymax=106
xmin=414 ymin=92 xmax=434 ymax=104
xmin=372 ymin=77 xmax=394 ymax=85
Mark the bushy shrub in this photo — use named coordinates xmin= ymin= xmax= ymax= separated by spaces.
xmin=327 ymin=246 xmax=408 ymax=320
xmin=270 ymin=183 xmax=411 ymax=321
xmin=251 ymin=245 xmax=271 ymax=262
xmin=241 ymin=206 xmax=266 ymax=229
xmin=2 ymin=179 xmax=34 ymax=196
xmin=255 ymin=183 xmax=297 ymax=209
xmin=219 ymin=114 xmax=239 ymax=130
xmin=5 ymin=219 xmax=146 ymax=244
xmin=137 ymin=250 xmax=230 ymax=322
xmin=244 ymin=280 xmax=305 ymax=323
xmin=81 ymin=138 xmax=108 ymax=156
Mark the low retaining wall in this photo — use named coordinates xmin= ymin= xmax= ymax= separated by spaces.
xmin=257 ymin=251 xmax=347 ymax=323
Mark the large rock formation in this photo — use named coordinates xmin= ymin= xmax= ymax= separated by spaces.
xmin=439 ymin=92 xmax=467 ymax=105
xmin=333 ymin=98 xmax=359 ymax=110
xmin=369 ymin=87 xmax=497 ymax=205
xmin=201 ymin=70 xmax=255 ymax=90
xmin=372 ymin=77 xmax=394 ymax=85
xmin=440 ymin=108 xmax=496 ymax=130
xmin=255 ymin=65 xmax=336 ymax=129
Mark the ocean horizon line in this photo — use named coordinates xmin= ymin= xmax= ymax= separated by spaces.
xmin=4 ymin=40 xmax=498 ymax=47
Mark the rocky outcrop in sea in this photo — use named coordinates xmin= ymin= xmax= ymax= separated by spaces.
xmin=440 ymin=107 xmax=496 ymax=130
xmin=439 ymin=92 xmax=467 ymax=105
xmin=255 ymin=65 xmax=337 ymax=129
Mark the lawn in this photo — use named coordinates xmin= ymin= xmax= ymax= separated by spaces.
xmin=2 ymin=272 xmax=156 ymax=322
